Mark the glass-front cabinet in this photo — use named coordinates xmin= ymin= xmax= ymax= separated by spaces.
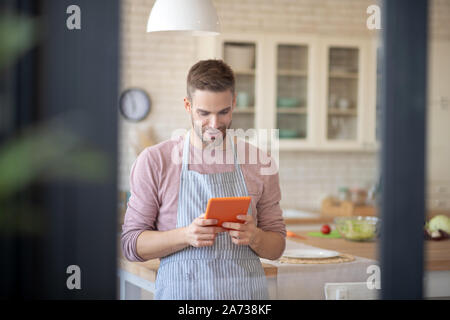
xmin=320 ymin=37 xmax=377 ymax=150
xmin=326 ymin=47 xmax=359 ymax=141
xmin=196 ymin=34 xmax=377 ymax=151
xmin=223 ymin=42 xmax=257 ymax=134
xmin=276 ymin=44 xmax=308 ymax=140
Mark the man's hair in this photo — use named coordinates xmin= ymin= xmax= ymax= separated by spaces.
xmin=186 ymin=59 xmax=235 ymax=101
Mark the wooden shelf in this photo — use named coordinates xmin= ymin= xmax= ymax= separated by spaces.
xmin=277 ymin=107 xmax=307 ymax=114
xmin=234 ymin=107 xmax=255 ymax=113
xmin=327 ymin=108 xmax=357 ymax=116
xmin=277 ymin=69 xmax=307 ymax=77
xmin=234 ymin=69 xmax=256 ymax=76
xmin=329 ymin=71 xmax=358 ymax=79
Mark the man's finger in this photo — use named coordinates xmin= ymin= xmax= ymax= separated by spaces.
xmin=195 ymin=217 xmax=218 ymax=226
xmin=195 ymin=226 xmax=221 ymax=234
xmin=214 ymin=227 xmax=227 ymax=233
xmin=197 ymin=233 xmax=215 ymax=240
xmin=222 ymin=222 xmax=244 ymax=230
xmin=231 ymin=237 xmax=247 ymax=246
xmin=194 ymin=240 xmax=214 ymax=247
xmin=228 ymin=230 xmax=242 ymax=239
xmin=236 ymin=215 xmax=253 ymax=223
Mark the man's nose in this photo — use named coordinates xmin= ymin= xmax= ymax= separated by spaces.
xmin=209 ymin=115 xmax=220 ymax=128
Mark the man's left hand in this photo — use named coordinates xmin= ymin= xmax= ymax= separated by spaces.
xmin=223 ymin=215 xmax=261 ymax=246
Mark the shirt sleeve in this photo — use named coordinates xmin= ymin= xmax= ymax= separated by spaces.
xmin=120 ymin=147 xmax=160 ymax=262
xmin=255 ymin=157 xmax=286 ymax=238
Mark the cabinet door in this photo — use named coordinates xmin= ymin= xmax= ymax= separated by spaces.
xmin=222 ymin=41 xmax=258 ymax=136
xmin=320 ymin=38 xmax=374 ymax=150
xmin=326 ymin=46 xmax=360 ymax=141
xmin=196 ymin=34 xmax=266 ymax=144
xmin=275 ymin=44 xmax=309 ymax=140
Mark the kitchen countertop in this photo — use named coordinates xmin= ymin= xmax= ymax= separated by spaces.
xmin=288 ymin=230 xmax=450 ymax=271
xmin=282 ymin=208 xmax=450 ymax=225
xmin=284 ymin=216 xmax=335 ymax=225
xmin=119 ymin=228 xmax=450 ymax=286
xmin=118 ymin=209 xmax=450 ymax=299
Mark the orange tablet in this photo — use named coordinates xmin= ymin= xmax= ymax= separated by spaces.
xmin=204 ymin=196 xmax=251 ymax=227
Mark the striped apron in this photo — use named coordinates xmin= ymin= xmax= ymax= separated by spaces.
xmin=155 ymin=130 xmax=269 ymax=300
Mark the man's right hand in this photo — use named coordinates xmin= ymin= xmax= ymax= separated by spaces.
xmin=183 ymin=214 xmax=226 ymax=247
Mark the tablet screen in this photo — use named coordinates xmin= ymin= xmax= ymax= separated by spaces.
xmin=204 ymin=196 xmax=251 ymax=227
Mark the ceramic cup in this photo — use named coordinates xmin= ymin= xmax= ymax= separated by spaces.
xmin=338 ymin=98 xmax=350 ymax=110
xmin=236 ymin=92 xmax=250 ymax=108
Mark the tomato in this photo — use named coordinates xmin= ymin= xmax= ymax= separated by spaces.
xmin=321 ymin=224 xmax=331 ymax=234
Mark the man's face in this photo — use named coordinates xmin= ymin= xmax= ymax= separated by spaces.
xmin=184 ymin=89 xmax=235 ymax=146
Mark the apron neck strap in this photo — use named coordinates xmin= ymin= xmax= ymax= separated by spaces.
xmin=182 ymin=130 xmax=239 ymax=171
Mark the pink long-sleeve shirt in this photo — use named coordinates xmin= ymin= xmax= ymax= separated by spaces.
xmin=121 ymin=134 xmax=286 ymax=262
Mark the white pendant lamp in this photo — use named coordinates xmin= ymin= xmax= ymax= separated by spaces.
xmin=147 ymin=0 xmax=221 ymax=36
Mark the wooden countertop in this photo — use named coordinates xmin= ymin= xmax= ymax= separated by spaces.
xmin=284 ymin=216 xmax=335 ymax=225
xmin=288 ymin=230 xmax=450 ymax=271
xmin=283 ymin=209 xmax=450 ymax=225
xmin=119 ymin=226 xmax=450 ymax=285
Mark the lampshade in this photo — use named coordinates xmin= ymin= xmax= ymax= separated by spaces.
xmin=147 ymin=0 xmax=220 ymax=36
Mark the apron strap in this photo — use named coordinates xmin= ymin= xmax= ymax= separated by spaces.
xmin=182 ymin=129 xmax=240 ymax=171
xmin=181 ymin=130 xmax=190 ymax=171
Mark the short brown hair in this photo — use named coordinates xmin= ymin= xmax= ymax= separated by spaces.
xmin=186 ymin=59 xmax=235 ymax=101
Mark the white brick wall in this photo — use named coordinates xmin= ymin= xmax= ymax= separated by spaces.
xmin=119 ymin=0 xmax=450 ymax=211
xmin=278 ymin=151 xmax=379 ymax=209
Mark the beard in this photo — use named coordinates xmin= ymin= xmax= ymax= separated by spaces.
xmin=191 ymin=116 xmax=232 ymax=148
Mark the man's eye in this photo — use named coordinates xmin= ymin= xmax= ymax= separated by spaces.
xmin=199 ymin=112 xmax=209 ymax=116
xmin=220 ymin=110 xmax=229 ymax=115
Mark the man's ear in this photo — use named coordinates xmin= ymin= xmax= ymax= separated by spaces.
xmin=183 ymin=97 xmax=192 ymax=113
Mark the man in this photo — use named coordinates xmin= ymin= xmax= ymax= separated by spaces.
xmin=121 ymin=59 xmax=286 ymax=300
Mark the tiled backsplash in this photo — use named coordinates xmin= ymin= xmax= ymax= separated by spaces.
xmin=119 ymin=0 xmax=450 ymax=211
xmin=278 ymin=151 xmax=378 ymax=210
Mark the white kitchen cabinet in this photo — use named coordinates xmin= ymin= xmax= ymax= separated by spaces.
xmin=197 ymin=33 xmax=264 ymax=143
xmin=196 ymin=33 xmax=378 ymax=151
xmin=319 ymin=37 xmax=378 ymax=151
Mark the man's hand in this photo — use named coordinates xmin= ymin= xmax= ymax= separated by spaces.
xmin=223 ymin=215 xmax=261 ymax=246
xmin=183 ymin=214 xmax=226 ymax=247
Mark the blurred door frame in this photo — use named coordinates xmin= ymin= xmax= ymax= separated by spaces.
xmin=380 ymin=0 xmax=428 ymax=299
xmin=40 ymin=0 xmax=120 ymax=299
xmin=0 ymin=0 xmax=119 ymax=299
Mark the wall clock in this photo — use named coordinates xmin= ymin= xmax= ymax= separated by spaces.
xmin=119 ymin=88 xmax=151 ymax=121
